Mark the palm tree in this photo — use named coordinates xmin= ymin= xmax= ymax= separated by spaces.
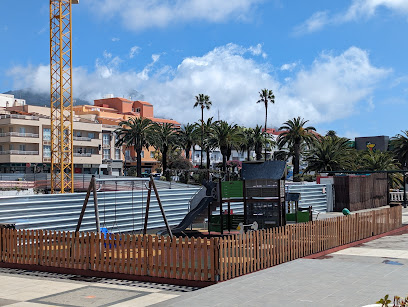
xmin=391 ymin=131 xmax=408 ymax=168
xmin=115 ymin=117 xmax=154 ymax=177
xmin=241 ymin=128 xmax=255 ymax=161
xmin=151 ymin=123 xmax=178 ymax=173
xmin=202 ymin=117 xmax=217 ymax=169
xmin=277 ymin=117 xmax=316 ymax=181
xmin=257 ymin=88 xmax=275 ymax=160
xmin=305 ymin=136 xmax=354 ymax=173
xmin=178 ymin=123 xmax=196 ymax=160
xmin=194 ymin=94 xmax=212 ymax=167
xmin=211 ymin=121 xmax=241 ymax=172
xmin=253 ymin=125 xmax=270 ymax=161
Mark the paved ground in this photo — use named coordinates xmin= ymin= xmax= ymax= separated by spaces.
xmin=0 ymin=269 xmax=195 ymax=306
xmin=1 ymin=207 xmax=407 ymax=306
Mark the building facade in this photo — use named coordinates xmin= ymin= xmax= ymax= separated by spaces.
xmin=73 ymin=96 xmax=180 ymax=174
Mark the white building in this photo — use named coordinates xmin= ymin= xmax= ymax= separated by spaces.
xmin=0 ymin=94 xmax=26 ymax=108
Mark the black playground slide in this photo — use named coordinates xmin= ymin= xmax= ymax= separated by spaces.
xmin=157 ymin=196 xmax=213 ymax=236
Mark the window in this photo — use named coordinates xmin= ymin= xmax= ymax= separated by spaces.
xmin=103 ymin=134 xmax=110 ymax=145
xmin=115 ymin=148 xmax=120 ymax=160
xmin=103 ymin=149 xmax=110 ymax=160
xmin=9 ymin=144 xmax=13 ymax=150
xmin=150 ymin=151 xmax=155 ymax=158
xmin=43 ymin=128 xmax=51 ymax=141
xmin=136 ymin=108 xmax=141 ymax=113
xmin=140 ymin=151 xmax=144 ymax=158
xmin=19 ymin=144 xmax=26 ymax=152
xmin=43 ymin=145 xmax=51 ymax=158
xmin=88 ymin=132 xmax=95 ymax=139
xmin=196 ymin=154 xmax=199 ymax=158
xmin=76 ymin=131 xmax=81 ymax=137
xmin=9 ymin=127 xmax=13 ymax=133
xmin=19 ymin=127 xmax=26 ymax=134
xmin=125 ymin=150 xmax=131 ymax=160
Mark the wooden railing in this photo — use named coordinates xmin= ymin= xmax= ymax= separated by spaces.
xmin=0 ymin=232 xmax=217 ymax=282
xmin=218 ymin=206 xmax=402 ymax=281
xmin=0 ymin=206 xmax=402 ymax=284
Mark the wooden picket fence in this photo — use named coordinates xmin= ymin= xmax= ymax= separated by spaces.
xmin=0 ymin=231 xmax=218 ymax=282
xmin=0 ymin=206 xmax=402 ymax=284
xmin=218 ymin=206 xmax=402 ymax=281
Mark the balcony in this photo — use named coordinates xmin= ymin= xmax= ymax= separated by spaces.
xmin=0 ymin=114 xmax=39 ymax=121
xmin=73 ymin=136 xmax=92 ymax=141
xmin=73 ymin=153 xmax=92 ymax=157
xmin=0 ymin=150 xmax=39 ymax=155
xmin=0 ymin=132 xmax=39 ymax=138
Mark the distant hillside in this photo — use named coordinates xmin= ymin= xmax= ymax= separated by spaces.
xmin=3 ymin=89 xmax=90 ymax=107
xmin=3 ymin=89 xmax=146 ymax=107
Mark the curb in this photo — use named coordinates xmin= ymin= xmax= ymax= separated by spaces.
xmin=303 ymin=224 xmax=408 ymax=259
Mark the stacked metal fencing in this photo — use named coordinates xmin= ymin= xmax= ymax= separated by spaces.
xmin=0 ymin=187 xmax=200 ymax=233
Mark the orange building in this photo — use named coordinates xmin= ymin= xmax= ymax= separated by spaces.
xmin=73 ymin=97 xmax=180 ymax=174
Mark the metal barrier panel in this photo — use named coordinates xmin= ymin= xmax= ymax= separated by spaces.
xmin=0 ymin=187 xmax=200 ymax=233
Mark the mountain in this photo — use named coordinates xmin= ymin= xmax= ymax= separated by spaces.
xmin=3 ymin=89 xmax=90 ymax=107
xmin=3 ymin=89 xmax=146 ymax=107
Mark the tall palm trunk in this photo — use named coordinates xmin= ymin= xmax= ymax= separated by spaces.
xmin=247 ymin=149 xmax=251 ymax=161
xmin=200 ymin=107 xmax=204 ymax=168
xmin=206 ymin=147 xmax=211 ymax=169
xmin=162 ymin=145 xmax=168 ymax=172
xmin=185 ymin=148 xmax=190 ymax=160
xmin=136 ymin=147 xmax=142 ymax=177
xmin=264 ymin=104 xmax=267 ymax=160
xmin=222 ymin=154 xmax=227 ymax=172
xmin=293 ymin=142 xmax=300 ymax=181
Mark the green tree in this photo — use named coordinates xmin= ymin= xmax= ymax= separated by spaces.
xmin=240 ymin=128 xmax=255 ymax=161
xmin=305 ymin=136 xmax=354 ymax=172
xmin=211 ymin=121 xmax=241 ymax=172
xmin=194 ymin=94 xmax=212 ymax=167
xmin=390 ymin=131 xmax=408 ymax=168
xmin=257 ymin=88 xmax=275 ymax=159
xmin=277 ymin=117 xmax=316 ymax=181
xmin=253 ymin=125 xmax=271 ymax=161
xmin=202 ymin=117 xmax=217 ymax=169
xmin=151 ymin=123 xmax=178 ymax=173
xmin=178 ymin=123 xmax=196 ymax=160
xmin=115 ymin=117 xmax=154 ymax=177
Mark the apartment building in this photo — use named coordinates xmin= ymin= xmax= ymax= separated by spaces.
xmin=0 ymin=93 xmax=26 ymax=108
xmin=0 ymin=105 xmax=123 ymax=174
xmin=73 ymin=96 xmax=181 ymax=174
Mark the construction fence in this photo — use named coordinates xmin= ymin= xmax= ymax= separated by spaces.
xmin=0 ymin=206 xmax=402 ymax=285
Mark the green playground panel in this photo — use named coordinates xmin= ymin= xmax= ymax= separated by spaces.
xmin=221 ymin=181 xmax=243 ymax=198
xmin=286 ymin=211 xmax=310 ymax=223
xmin=209 ymin=215 xmax=245 ymax=232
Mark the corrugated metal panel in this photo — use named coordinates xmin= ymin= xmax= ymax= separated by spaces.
xmin=0 ymin=188 xmax=200 ymax=233
xmin=287 ymin=183 xmax=329 ymax=212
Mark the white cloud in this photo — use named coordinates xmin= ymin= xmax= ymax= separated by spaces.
xmin=296 ymin=0 xmax=408 ymax=34
xmin=129 ymin=46 xmax=141 ymax=59
xmin=111 ymin=37 xmax=120 ymax=42
xmin=293 ymin=11 xmax=330 ymax=35
xmin=6 ymin=44 xmax=390 ymax=128
xmin=88 ymin=0 xmax=261 ymax=31
xmin=280 ymin=62 xmax=298 ymax=71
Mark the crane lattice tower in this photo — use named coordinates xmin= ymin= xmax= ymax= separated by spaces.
xmin=50 ymin=0 xmax=78 ymax=193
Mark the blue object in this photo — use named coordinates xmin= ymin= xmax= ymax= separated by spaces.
xmin=101 ymin=227 xmax=121 ymax=248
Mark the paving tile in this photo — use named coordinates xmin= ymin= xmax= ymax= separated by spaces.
xmin=0 ymin=298 xmax=20 ymax=306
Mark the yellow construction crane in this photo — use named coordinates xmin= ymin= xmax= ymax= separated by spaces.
xmin=50 ymin=0 xmax=78 ymax=193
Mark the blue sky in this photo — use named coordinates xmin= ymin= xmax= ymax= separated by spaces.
xmin=1 ymin=0 xmax=408 ymax=138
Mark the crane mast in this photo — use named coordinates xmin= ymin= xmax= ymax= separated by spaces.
xmin=50 ymin=0 xmax=78 ymax=193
